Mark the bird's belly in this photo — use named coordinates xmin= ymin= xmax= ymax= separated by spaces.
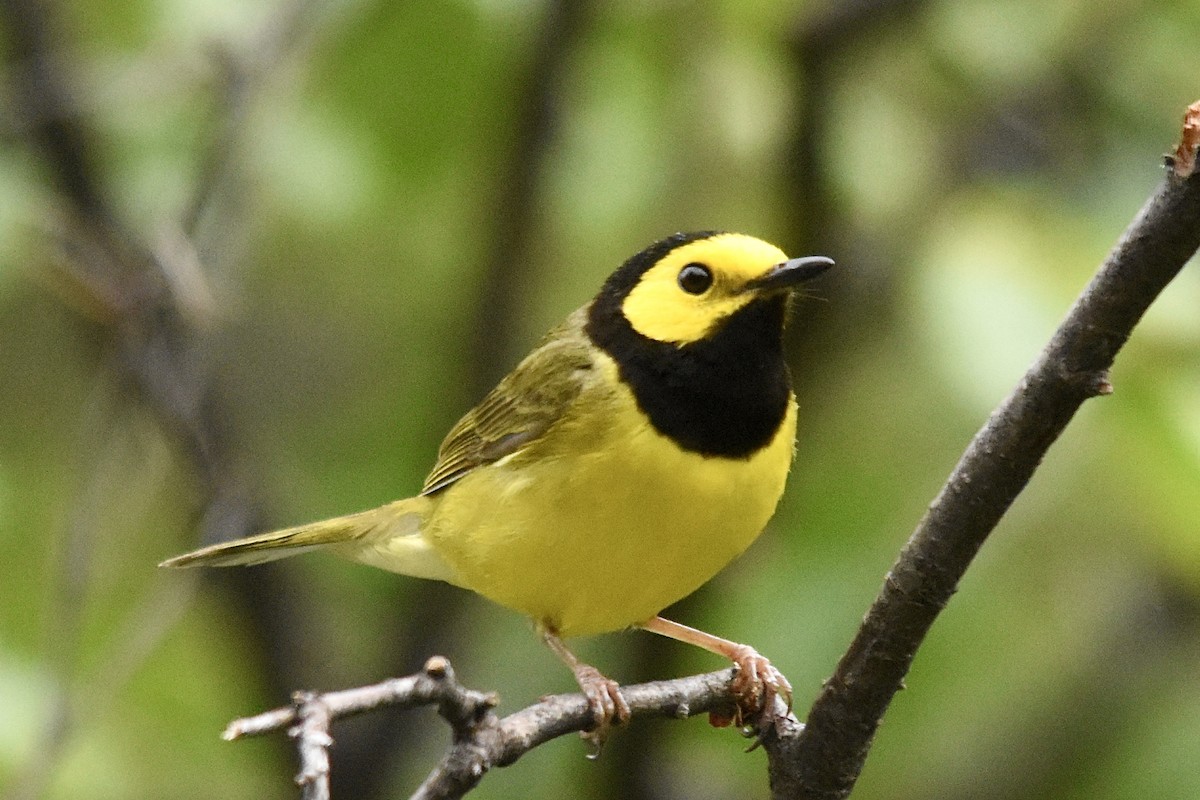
xmin=425 ymin=399 xmax=797 ymax=637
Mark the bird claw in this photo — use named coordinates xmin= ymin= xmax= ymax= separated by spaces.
xmin=722 ymin=645 xmax=792 ymax=730
xmin=572 ymin=663 xmax=630 ymax=757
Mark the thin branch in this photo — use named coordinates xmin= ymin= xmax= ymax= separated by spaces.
xmin=226 ymin=658 xmax=498 ymax=742
xmin=410 ymin=669 xmax=749 ymax=800
xmin=225 ymin=656 xmax=758 ymax=800
xmin=779 ymin=110 xmax=1200 ymax=800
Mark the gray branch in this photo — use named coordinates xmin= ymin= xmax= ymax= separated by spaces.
xmin=226 ymin=657 xmax=753 ymax=800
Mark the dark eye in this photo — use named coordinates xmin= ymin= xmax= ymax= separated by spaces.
xmin=677 ymin=263 xmax=713 ymax=294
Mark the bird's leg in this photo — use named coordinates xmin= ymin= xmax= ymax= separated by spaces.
xmin=539 ymin=624 xmax=630 ymax=752
xmin=639 ymin=616 xmax=792 ymax=727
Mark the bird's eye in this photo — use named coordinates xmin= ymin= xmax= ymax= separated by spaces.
xmin=677 ymin=263 xmax=713 ymax=295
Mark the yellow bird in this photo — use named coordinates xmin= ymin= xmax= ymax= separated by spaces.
xmin=162 ymin=231 xmax=832 ymax=732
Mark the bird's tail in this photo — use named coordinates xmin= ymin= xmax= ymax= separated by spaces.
xmin=159 ymin=497 xmax=438 ymax=571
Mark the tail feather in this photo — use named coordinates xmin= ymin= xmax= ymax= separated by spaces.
xmin=159 ymin=498 xmax=433 ymax=569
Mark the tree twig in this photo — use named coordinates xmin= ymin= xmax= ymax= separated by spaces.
xmin=778 ymin=108 xmax=1200 ymax=800
xmin=224 ymin=656 xmax=754 ymax=800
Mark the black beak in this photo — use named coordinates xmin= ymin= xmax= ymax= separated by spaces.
xmin=749 ymin=255 xmax=835 ymax=292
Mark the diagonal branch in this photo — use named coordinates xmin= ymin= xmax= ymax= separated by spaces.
xmin=779 ymin=104 xmax=1200 ymax=800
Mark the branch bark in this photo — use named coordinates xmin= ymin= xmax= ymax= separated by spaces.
xmin=781 ymin=113 xmax=1200 ymax=799
xmin=226 ymin=657 xmax=750 ymax=800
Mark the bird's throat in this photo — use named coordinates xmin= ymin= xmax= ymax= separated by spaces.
xmin=585 ymin=295 xmax=793 ymax=458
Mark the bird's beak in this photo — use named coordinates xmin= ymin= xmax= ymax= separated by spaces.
xmin=748 ymin=255 xmax=835 ymax=292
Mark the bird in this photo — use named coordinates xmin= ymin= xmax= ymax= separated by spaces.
xmin=161 ymin=231 xmax=833 ymax=739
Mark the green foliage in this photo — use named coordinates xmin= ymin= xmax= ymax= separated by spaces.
xmin=1 ymin=0 xmax=1197 ymax=798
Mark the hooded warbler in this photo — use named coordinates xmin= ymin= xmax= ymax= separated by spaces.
xmin=162 ymin=231 xmax=833 ymax=732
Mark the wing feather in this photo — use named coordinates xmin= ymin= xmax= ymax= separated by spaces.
xmin=421 ymin=313 xmax=596 ymax=494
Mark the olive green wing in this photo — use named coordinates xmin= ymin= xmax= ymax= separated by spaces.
xmin=421 ymin=314 xmax=596 ymax=495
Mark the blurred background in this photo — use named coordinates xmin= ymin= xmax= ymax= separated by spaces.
xmin=2 ymin=0 xmax=1199 ymax=798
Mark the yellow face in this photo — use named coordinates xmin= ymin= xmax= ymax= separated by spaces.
xmin=619 ymin=233 xmax=790 ymax=344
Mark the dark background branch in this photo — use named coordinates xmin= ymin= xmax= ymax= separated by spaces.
xmin=0 ymin=0 xmax=327 ymax=782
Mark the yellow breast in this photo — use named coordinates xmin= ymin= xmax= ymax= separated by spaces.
xmin=423 ymin=354 xmax=797 ymax=637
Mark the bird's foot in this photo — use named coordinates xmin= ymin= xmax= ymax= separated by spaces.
xmin=538 ymin=625 xmax=630 ymax=756
xmin=571 ymin=663 xmax=630 ymax=757
xmin=709 ymin=644 xmax=792 ymax=732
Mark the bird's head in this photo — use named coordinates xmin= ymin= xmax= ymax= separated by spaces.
xmin=591 ymin=231 xmax=833 ymax=346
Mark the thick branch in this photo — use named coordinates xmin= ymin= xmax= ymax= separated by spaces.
xmin=782 ymin=115 xmax=1200 ymax=799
